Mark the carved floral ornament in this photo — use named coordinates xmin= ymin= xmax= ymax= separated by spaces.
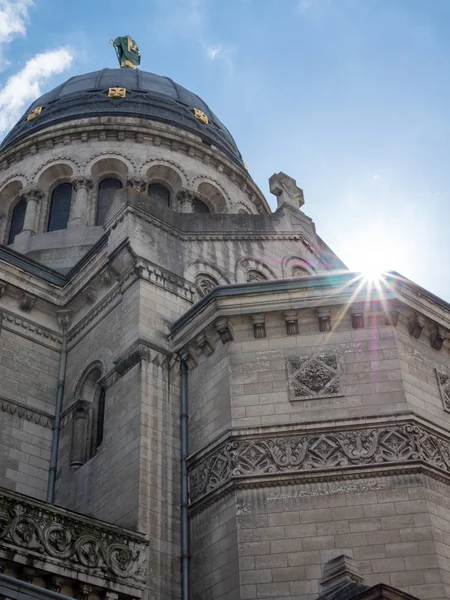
xmin=286 ymin=353 xmax=342 ymax=401
xmin=437 ymin=370 xmax=450 ymax=412
xmin=0 ymin=491 xmax=147 ymax=584
xmin=195 ymin=273 xmax=219 ymax=297
xmin=189 ymin=422 xmax=450 ymax=503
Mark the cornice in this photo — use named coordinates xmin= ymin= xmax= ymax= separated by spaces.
xmin=0 ymin=117 xmax=270 ymax=215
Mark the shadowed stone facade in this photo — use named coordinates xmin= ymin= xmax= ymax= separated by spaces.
xmin=0 ymin=68 xmax=448 ymax=600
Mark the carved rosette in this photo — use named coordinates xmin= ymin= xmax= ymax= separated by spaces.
xmin=189 ymin=422 xmax=450 ymax=503
xmin=195 ymin=274 xmax=219 ymax=298
xmin=0 ymin=489 xmax=148 ymax=584
xmin=287 ymin=353 xmax=341 ymax=401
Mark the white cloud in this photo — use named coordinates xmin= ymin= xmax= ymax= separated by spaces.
xmin=0 ymin=0 xmax=33 ymax=67
xmin=0 ymin=48 xmax=74 ymax=135
xmin=206 ymin=45 xmax=222 ymax=60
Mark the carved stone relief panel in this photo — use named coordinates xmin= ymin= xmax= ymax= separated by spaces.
xmin=437 ymin=369 xmax=450 ymax=412
xmin=286 ymin=353 xmax=342 ymax=401
xmin=195 ymin=274 xmax=219 ymax=297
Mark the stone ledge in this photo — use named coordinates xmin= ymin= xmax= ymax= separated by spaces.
xmin=0 ymin=487 xmax=148 ymax=593
xmin=188 ymin=418 xmax=450 ymax=506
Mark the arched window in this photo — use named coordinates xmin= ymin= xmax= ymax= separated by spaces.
xmin=247 ymin=270 xmax=268 ymax=282
xmin=148 ymin=183 xmax=170 ymax=207
xmin=8 ymin=198 xmax=26 ymax=244
xmin=70 ymin=365 xmax=105 ymax=469
xmin=292 ymin=266 xmax=309 ymax=277
xmin=193 ymin=198 xmax=210 ymax=213
xmin=96 ymin=178 xmax=122 ymax=225
xmin=48 ymin=183 xmax=72 ymax=232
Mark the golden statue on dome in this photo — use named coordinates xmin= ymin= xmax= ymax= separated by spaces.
xmin=109 ymin=35 xmax=141 ymax=69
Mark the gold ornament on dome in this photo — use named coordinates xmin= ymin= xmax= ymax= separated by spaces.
xmin=108 ymin=87 xmax=127 ymax=98
xmin=192 ymin=108 xmax=209 ymax=124
xmin=26 ymin=106 xmax=43 ymax=121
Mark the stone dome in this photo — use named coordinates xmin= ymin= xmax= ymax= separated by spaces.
xmin=1 ymin=68 xmax=244 ymax=166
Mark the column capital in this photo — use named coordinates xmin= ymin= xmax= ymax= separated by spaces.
xmin=22 ymin=187 xmax=44 ymax=203
xmin=127 ymin=176 xmax=147 ymax=192
xmin=177 ymin=189 xmax=196 ymax=212
xmin=71 ymin=176 xmax=93 ymax=191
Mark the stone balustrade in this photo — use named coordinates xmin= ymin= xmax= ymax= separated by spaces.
xmin=0 ymin=487 xmax=148 ymax=596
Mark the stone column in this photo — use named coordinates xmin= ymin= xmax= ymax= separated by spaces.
xmin=177 ymin=189 xmax=195 ymax=213
xmin=70 ymin=400 xmax=90 ymax=468
xmin=69 ymin=177 xmax=92 ymax=227
xmin=12 ymin=187 xmax=43 ymax=250
xmin=21 ymin=187 xmax=43 ymax=235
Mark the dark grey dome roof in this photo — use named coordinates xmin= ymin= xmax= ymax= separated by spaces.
xmin=1 ymin=68 xmax=244 ymax=166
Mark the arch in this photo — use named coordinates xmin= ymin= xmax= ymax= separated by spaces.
xmin=148 ymin=182 xmax=171 ymax=207
xmin=196 ymin=181 xmax=227 ymax=213
xmin=89 ymin=156 xmax=129 ymax=184
xmin=36 ymin=162 xmax=75 ymax=193
xmin=71 ymin=361 xmax=105 ymax=468
xmin=281 ymin=256 xmax=316 ymax=278
xmin=47 ymin=183 xmax=72 ymax=232
xmin=235 ymin=258 xmax=278 ymax=283
xmin=0 ymin=179 xmax=25 ymax=244
xmin=8 ymin=198 xmax=26 ymax=244
xmin=193 ymin=197 xmax=210 ymax=214
xmin=185 ymin=260 xmax=230 ymax=298
xmin=96 ymin=178 xmax=123 ymax=225
xmin=140 ymin=158 xmax=188 ymax=188
xmin=145 ymin=163 xmax=184 ymax=199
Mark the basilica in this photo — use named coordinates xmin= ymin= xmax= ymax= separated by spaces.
xmin=0 ymin=61 xmax=449 ymax=600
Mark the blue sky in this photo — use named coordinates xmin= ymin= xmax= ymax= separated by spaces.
xmin=0 ymin=0 xmax=448 ymax=300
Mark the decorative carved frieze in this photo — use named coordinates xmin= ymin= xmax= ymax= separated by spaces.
xmin=251 ymin=314 xmax=266 ymax=339
xmin=0 ymin=396 xmax=53 ymax=427
xmin=19 ymin=293 xmax=36 ymax=313
xmin=214 ymin=317 xmax=233 ymax=343
xmin=284 ymin=310 xmax=299 ymax=336
xmin=437 ymin=371 xmax=450 ymax=412
xmin=189 ymin=422 xmax=450 ymax=503
xmin=409 ymin=313 xmax=425 ymax=339
xmin=316 ymin=308 xmax=331 ymax=332
xmin=195 ymin=333 xmax=214 ymax=357
xmin=0 ymin=488 xmax=148 ymax=584
xmin=286 ymin=353 xmax=341 ymax=401
xmin=430 ymin=324 xmax=447 ymax=351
